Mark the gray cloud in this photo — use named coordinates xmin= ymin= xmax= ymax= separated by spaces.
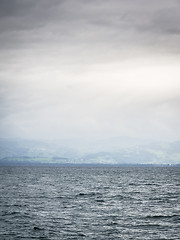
xmin=0 ymin=0 xmax=180 ymax=141
xmin=149 ymin=9 xmax=180 ymax=35
xmin=0 ymin=0 xmax=180 ymax=53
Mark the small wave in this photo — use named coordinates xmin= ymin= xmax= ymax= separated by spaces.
xmin=144 ymin=183 xmax=160 ymax=186
xmin=77 ymin=233 xmax=86 ymax=237
xmin=55 ymin=196 xmax=64 ymax=199
xmin=148 ymin=197 xmax=163 ymax=201
xmin=107 ymin=221 xmax=118 ymax=226
xmin=95 ymin=199 xmax=105 ymax=203
xmin=76 ymin=192 xmax=97 ymax=197
xmin=112 ymin=194 xmax=135 ymax=200
xmin=145 ymin=214 xmax=179 ymax=219
xmin=78 ymin=193 xmax=87 ymax=196
xmin=33 ymin=226 xmax=42 ymax=230
xmin=1 ymin=211 xmax=19 ymax=216
xmin=129 ymin=183 xmax=138 ymax=186
xmin=131 ymin=224 xmax=162 ymax=228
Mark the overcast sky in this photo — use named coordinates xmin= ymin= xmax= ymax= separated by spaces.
xmin=0 ymin=0 xmax=180 ymax=141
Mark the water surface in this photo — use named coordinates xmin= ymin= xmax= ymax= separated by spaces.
xmin=0 ymin=166 xmax=179 ymax=239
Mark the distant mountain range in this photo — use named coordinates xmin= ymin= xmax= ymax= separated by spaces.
xmin=0 ymin=137 xmax=179 ymax=165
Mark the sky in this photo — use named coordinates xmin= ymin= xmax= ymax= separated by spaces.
xmin=0 ymin=0 xmax=180 ymax=142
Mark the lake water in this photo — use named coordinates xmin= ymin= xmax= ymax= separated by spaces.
xmin=0 ymin=166 xmax=179 ymax=239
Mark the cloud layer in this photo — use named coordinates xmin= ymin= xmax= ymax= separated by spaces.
xmin=0 ymin=0 xmax=180 ymax=141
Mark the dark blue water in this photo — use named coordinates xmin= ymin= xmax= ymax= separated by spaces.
xmin=0 ymin=166 xmax=179 ymax=239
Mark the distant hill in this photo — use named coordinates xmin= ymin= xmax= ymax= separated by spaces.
xmin=82 ymin=141 xmax=180 ymax=165
xmin=0 ymin=138 xmax=179 ymax=165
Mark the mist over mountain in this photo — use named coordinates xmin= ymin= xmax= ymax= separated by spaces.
xmin=0 ymin=137 xmax=179 ymax=165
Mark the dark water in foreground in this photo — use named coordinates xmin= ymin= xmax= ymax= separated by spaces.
xmin=0 ymin=166 xmax=179 ymax=240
